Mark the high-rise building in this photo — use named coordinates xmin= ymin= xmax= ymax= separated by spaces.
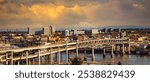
xmin=28 ymin=27 xmax=36 ymax=35
xmin=65 ymin=29 xmax=70 ymax=36
xmin=43 ymin=26 xmax=55 ymax=36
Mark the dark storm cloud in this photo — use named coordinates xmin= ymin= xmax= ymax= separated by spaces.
xmin=0 ymin=0 xmax=150 ymax=28
xmin=92 ymin=0 xmax=150 ymax=25
xmin=0 ymin=0 xmax=6 ymax=3
xmin=10 ymin=0 xmax=109 ymax=7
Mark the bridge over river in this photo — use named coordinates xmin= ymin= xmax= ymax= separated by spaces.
xmin=0 ymin=38 xmax=130 ymax=65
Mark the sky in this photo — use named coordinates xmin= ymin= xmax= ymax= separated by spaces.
xmin=0 ymin=0 xmax=150 ymax=29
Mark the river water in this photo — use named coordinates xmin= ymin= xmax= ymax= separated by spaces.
xmin=58 ymin=52 xmax=150 ymax=65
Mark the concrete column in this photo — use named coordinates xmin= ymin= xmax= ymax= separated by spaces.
xmin=92 ymin=47 xmax=95 ymax=61
xmin=128 ymin=39 xmax=131 ymax=54
xmin=58 ymin=47 xmax=61 ymax=64
xmin=26 ymin=51 xmax=29 ymax=65
xmin=111 ymin=45 xmax=114 ymax=58
xmin=76 ymin=40 xmax=79 ymax=57
xmin=5 ymin=53 xmax=8 ymax=65
xmin=38 ymin=49 xmax=41 ymax=65
xmin=66 ymin=41 xmax=69 ymax=64
xmin=114 ymin=45 xmax=116 ymax=51
xmin=84 ymin=48 xmax=87 ymax=61
xmin=11 ymin=51 xmax=13 ymax=65
xmin=122 ymin=43 xmax=125 ymax=55
xmin=50 ymin=48 xmax=53 ymax=65
xmin=19 ymin=53 xmax=23 ymax=65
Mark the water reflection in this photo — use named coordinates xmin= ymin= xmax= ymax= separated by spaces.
xmin=57 ymin=52 xmax=150 ymax=65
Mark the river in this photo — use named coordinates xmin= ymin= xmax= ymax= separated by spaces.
xmin=58 ymin=52 xmax=150 ymax=65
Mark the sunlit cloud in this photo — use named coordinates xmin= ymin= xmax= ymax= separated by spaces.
xmin=0 ymin=0 xmax=150 ymax=28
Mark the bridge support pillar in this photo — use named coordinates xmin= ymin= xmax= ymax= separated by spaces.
xmin=128 ymin=39 xmax=131 ymax=54
xmin=26 ymin=50 xmax=29 ymax=65
xmin=11 ymin=51 xmax=13 ymax=65
xmin=122 ymin=43 xmax=125 ymax=55
xmin=92 ymin=47 xmax=95 ymax=61
xmin=38 ymin=49 xmax=41 ymax=65
xmin=66 ymin=41 xmax=69 ymax=64
xmin=76 ymin=40 xmax=79 ymax=57
xmin=76 ymin=47 xmax=78 ymax=58
xmin=19 ymin=54 xmax=23 ymax=65
xmin=58 ymin=47 xmax=61 ymax=64
xmin=103 ymin=48 xmax=106 ymax=59
xmin=50 ymin=48 xmax=53 ymax=65
xmin=5 ymin=53 xmax=8 ymax=65
xmin=111 ymin=45 xmax=114 ymax=58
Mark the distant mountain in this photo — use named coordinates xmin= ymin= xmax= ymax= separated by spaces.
xmin=58 ymin=22 xmax=97 ymax=30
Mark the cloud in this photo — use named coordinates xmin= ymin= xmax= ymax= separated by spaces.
xmin=0 ymin=0 xmax=150 ymax=28
xmin=0 ymin=0 xmax=6 ymax=4
xmin=0 ymin=1 xmax=88 ymax=28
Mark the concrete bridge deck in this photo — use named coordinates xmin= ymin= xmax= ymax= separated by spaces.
xmin=0 ymin=38 xmax=131 ymax=65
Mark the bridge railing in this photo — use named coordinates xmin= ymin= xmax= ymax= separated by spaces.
xmin=0 ymin=38 xmax=129 ymax=54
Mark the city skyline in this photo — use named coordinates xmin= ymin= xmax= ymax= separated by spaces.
xmin=0 ymin=0 xmax=150 ymax=28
